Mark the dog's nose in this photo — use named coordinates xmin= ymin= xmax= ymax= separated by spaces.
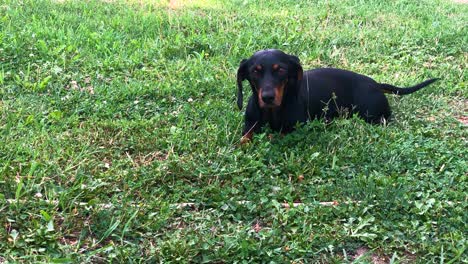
xmin=261 ymin=92 xmax=275 ymax=104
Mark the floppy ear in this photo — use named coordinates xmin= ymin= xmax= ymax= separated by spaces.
xmin=288 ymin=55 xmax=303 ymax=81
xmin=236 ymin=59 xmax=249 ymax=110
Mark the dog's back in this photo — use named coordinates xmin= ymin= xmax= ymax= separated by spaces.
xmin=300 ymin=68 xmax=380 ymax=120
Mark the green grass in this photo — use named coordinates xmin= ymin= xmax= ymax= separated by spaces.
xmin=0 ymin=0 xmax=467 ymax=262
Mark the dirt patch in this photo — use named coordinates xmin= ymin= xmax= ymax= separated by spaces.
xmin=456 ymin=99 xmax=468 ymax=125
xmin=352 ymin=247 xmax=388 ymax=264
xmin=169 ymin=0 xmax=182 ymax=9
xmin=130 ymin=151 xmax=169 ymax=167
xmin=448 ymin=97 xmax=468 ymax=125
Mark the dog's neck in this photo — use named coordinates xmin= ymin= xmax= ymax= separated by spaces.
xmin=259 ymin=93 xmax=293 ymax=131
xmin=261 ymin=107 xmax=282 ymax=131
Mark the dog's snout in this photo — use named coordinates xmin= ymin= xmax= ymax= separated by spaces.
xmin=261 ymin=91 xmax=275 ymax=104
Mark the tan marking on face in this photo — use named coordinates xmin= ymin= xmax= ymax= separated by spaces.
xmin=255 ymin=65 xmax=262 ymax=71
xmin=258 ymin=80 xmax=289 ymax=109
xmin=273 ymin=80 xmax=287 ymax=106
xmin=257 ymin=87 xmax=265 ymax=108
xmin=272 ymin=64 xmax=279 ymax=71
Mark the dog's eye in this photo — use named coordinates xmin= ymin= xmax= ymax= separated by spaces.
xmin=277 ymin=67 xmax=286 ymax=75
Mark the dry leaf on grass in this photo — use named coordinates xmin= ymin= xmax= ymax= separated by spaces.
xmin=457 ymin=116 xmax=468 ymax=125
xmin=252 ymin=220 xmax=262 ymax=233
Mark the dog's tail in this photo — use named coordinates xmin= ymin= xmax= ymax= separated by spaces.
xmin=379 ymin=78 xmax=439 ymax=95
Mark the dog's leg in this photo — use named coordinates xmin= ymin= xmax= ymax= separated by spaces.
xmin=241 ymin=98 xmax=263 ymax=144
xmin=354 ymin=86 xmax=392 ymax=124
xmin=241 ymin=119 xmax=263 ymax=144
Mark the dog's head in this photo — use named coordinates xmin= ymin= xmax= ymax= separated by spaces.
xmin=237 ymin=49 xmax=303 ymax=110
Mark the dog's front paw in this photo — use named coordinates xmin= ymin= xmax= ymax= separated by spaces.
xmin=240 ymin=131 xmax=253 ymax=145
xmin=240 ymin=136 xmax=251 ymax=145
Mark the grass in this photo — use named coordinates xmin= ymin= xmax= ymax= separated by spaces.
xmin=0 ymin=0 xmax=467 ymax=262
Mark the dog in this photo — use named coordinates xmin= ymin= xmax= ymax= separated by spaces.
xmin=236 ymin=49 xmax=438 ymax=142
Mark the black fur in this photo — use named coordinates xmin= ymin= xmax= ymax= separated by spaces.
xmin=237 ymin=49 xmax=438 ymax=140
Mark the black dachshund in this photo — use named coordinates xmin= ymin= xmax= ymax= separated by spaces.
xmin=237 ymin=49 xmax=438 ymax=142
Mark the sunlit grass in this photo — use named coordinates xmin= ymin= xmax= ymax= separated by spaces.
xmin=0 ymin=0 xmax=466 ymax=262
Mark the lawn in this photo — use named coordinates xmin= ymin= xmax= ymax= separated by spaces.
xmin=0 ymin=0 xmax=467 ymax=262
